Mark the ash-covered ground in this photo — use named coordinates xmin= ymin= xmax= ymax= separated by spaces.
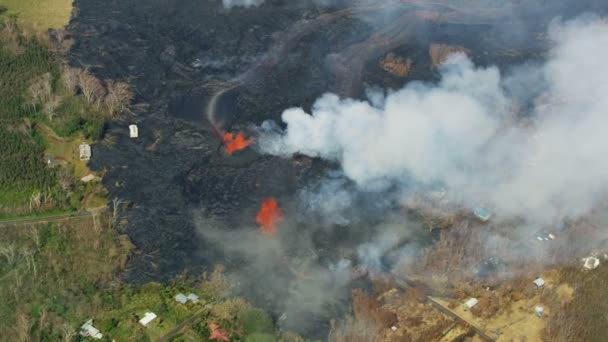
xmin=67 ymin=0 xmax=608 ymax=338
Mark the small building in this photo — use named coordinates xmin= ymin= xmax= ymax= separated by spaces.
xmin=129 ymin=124 xmax=139 ymax=138
xmin=79 ymin=143 xmax=91 ymax=161
xmin=582 ymin=256 xmax=600 ymax=270
xmin=473 ymin=206 xmax=492 ymax=222
xmin=175 ymin=293 xmax=188 ymax=304
xmin=535 ymin=305 xmax=544 ymax=318
xmin=45 ymin=154 xmax=54 ymax=167
xmin=138 ymin=312 xmax=157 ymax=327
xmin=187 ymin=293 xmax=200 ymax=303
xmin=535 ymin=230 xmax=556 ymax=242
xmin=464 ymin=298 xmax=479 ymax=310
xmin=80 ymin=319 xmax=103 ymax=340
xmin=80 ymin=174 xmax=97 ymax=183
xmin=533 ymin=278 xmax=545 ymax=287
xmin=191 ymin=58 xmax=203 ymax=68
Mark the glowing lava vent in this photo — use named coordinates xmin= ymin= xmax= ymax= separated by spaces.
xmin=223 ymin=131 xmax=253 ymax=154
xmin=256 ymin=198 xmax=283 ymax=236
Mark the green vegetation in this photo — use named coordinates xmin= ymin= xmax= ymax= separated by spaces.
xmin=0 ymin=215 xmax=133 ymax=340
xmin=0 ymin=207 xmax=74 ymax=223
xmin=0 ymin=0 xmax=73 ymax=30
xmin=0 ymin=215 xmax=297 ymax=341
xmin=0 ymin=7 xmax=297 ymax=342
xmin=0 ymin=17 xmax=131 ymax=217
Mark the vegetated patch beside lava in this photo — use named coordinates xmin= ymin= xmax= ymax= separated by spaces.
xmin=67 ymin=0 xmax=608 ymax=338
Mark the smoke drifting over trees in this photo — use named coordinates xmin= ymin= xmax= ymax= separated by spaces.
xmin=259 ymin=16 xmax=608 ymax=226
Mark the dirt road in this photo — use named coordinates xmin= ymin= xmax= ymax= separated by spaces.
xmin=0 ymin=206 xmax=107 ymax=226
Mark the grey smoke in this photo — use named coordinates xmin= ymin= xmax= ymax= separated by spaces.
xmin=258 ymin=16 xmax=608 ymax=225
xmin=222 ymin=0 xmax=265 ymax=9
xmin=193 ymin=214 xmax=354 ymax=335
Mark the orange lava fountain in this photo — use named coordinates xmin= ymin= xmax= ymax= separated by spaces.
xmin=223 ymin=131 xmax=253 ymax=154
xmin=256 ymin=198 xmax=283 ymax=236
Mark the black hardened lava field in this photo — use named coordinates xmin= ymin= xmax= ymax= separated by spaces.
xmin=67 ymin=0 xmax=608 ymax=337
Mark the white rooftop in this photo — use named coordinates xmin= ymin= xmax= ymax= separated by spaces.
xmin=175 ymin=293 xmax=188 ymax=304
xmin=80 ymin=174 xmax=96 ymax=183
xmin=79 ymin=143 xmax=91 ymax=161
xmin=187 ymin=293 xmax=200 ymax=303
xmin=533 ymin=278 xmax=545 ymax=287
xmin=139 ymin=312 xmax=157 ymax=326
xmin=464 ymin=298 xmax=479 ymax=309
xmin=80 ymin=319 xmax=102 ymax=339
xmin=129 ymin=124 xmax=138 ymax=138
xmin=583 ymin=256 xmax=600 ymax=270
xmin=473 ymin=206 xmax=491 ymax=221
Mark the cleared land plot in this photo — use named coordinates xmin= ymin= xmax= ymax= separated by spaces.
xmin=2 ymin=0 xmax=72 ymax=29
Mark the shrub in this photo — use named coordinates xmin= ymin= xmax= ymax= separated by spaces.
xmin=245 ymin=333 xmax=276 ymax=342
xmin=239 ymin=308 xmax=274 ymax=335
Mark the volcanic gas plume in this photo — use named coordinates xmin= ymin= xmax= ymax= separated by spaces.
xmin=258 ymin=17 xmax=608 ymax=226
xmin=256 ymin=198 xmax=283 ymax=235
xmin=223 ymin=131 xmax=253 ymax=154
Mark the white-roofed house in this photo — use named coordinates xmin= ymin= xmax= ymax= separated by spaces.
xmin=533 ymin=278 xmax=545 ymax=287
xmin=80 ymin=319 xmax=103 ymax=339
xmin=187 ymin=293 xmax=200 ymax=303
xmin=473 ymin=206 xmax=491 ymax=222
xmin=582 ymin=256 xmax=600 ymax=270
xmin=129 ymin=124 xmax=138 ymax=138
xmin=79 ymin=143 xmax=91 ymax=161
xmin=138 ymin=312 xmax=157 ymax=326
xmin=175 ymin=293 xmax=188 ymax=304
xmin=464 ymin=298 xmax=478 ymax=310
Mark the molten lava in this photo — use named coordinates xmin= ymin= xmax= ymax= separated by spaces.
xmin=223 ymin=131 xmax=253 ymax=154
xmin=256 ymin=198 xmax=283 ymax=236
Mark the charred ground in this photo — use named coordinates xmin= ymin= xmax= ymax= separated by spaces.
xmin=66 ymin=0 xmax=608 ymax=338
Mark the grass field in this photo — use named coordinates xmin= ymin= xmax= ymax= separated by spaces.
xmin=2 ymin=0 xmax=73 ymax=29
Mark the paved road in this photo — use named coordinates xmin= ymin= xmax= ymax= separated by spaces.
xmin=427 ymin=296 xmax=497 ymax=342
xmin=0 ymin=206 xmax=107 ymax=226
xmin=394 ymin=277 xmax=496 ymax=342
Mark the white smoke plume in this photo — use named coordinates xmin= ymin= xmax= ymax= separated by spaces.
xmin=258 ymin=16 xmax=608 ymax=225
xmin=222 ymin=0 xmax=265 ymax=9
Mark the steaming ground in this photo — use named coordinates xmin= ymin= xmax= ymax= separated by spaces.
xmin=222 ymin=0 xmax=265 ymax=9
xmin=66 ymin=0 xmax=608 ymax=338
xmin=258 ymin=16 xmax=608 ymax=226
xmin=205 ymin=14 xmax=608 ymax=338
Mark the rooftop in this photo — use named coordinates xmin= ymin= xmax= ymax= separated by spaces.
xmin=473 ymin=206 xmax=492 ymax=221
xmin=79 ymin=143 xmax=91 ymax=161
xmin=80 ymin=319 xmax=102 ymax=339
xmin=175 ymin=293 xmax=188 ymax=304
xmin=464 ymin=297 xmax=479 ymax=309
xmin=139 ymin=312 xmax=157 ymax=326
xmin=129 ymin=124 xmax=138 ymax=138
xmin=533 ymin=278 xmax=545 ymax=287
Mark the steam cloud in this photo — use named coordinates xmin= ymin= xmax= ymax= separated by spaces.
xmin=222 ymin=0 xmax=265 ymax=9
xmin=259 ymin=16 xmax=608 ymax=225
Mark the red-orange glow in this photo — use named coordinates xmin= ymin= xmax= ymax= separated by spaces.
xmin=256 ymin=198 xmax=283 ymax=236
xmin=223 ymin=131 xmax=253 ymax=154
xmin=209 ymin=323 xmax=230 ymax=342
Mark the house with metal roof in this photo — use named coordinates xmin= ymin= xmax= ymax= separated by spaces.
xmin=79 ymin=143 xmax=91 ymax=161
xmin=139 ymin=312 xmax=157 ymax=326
xmin=80 ymin=319 xmax=103 ymax=339
xmin=129 ymin=124 xmax=138 ymax=138
xmin=175 ymin=293 xmax=188 ymax=304
xmin=473 ymin=206 xmax=491 ymax=222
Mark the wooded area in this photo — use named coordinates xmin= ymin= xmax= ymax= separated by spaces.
xmin=0 ymin=14 xmax=132 ymax=216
